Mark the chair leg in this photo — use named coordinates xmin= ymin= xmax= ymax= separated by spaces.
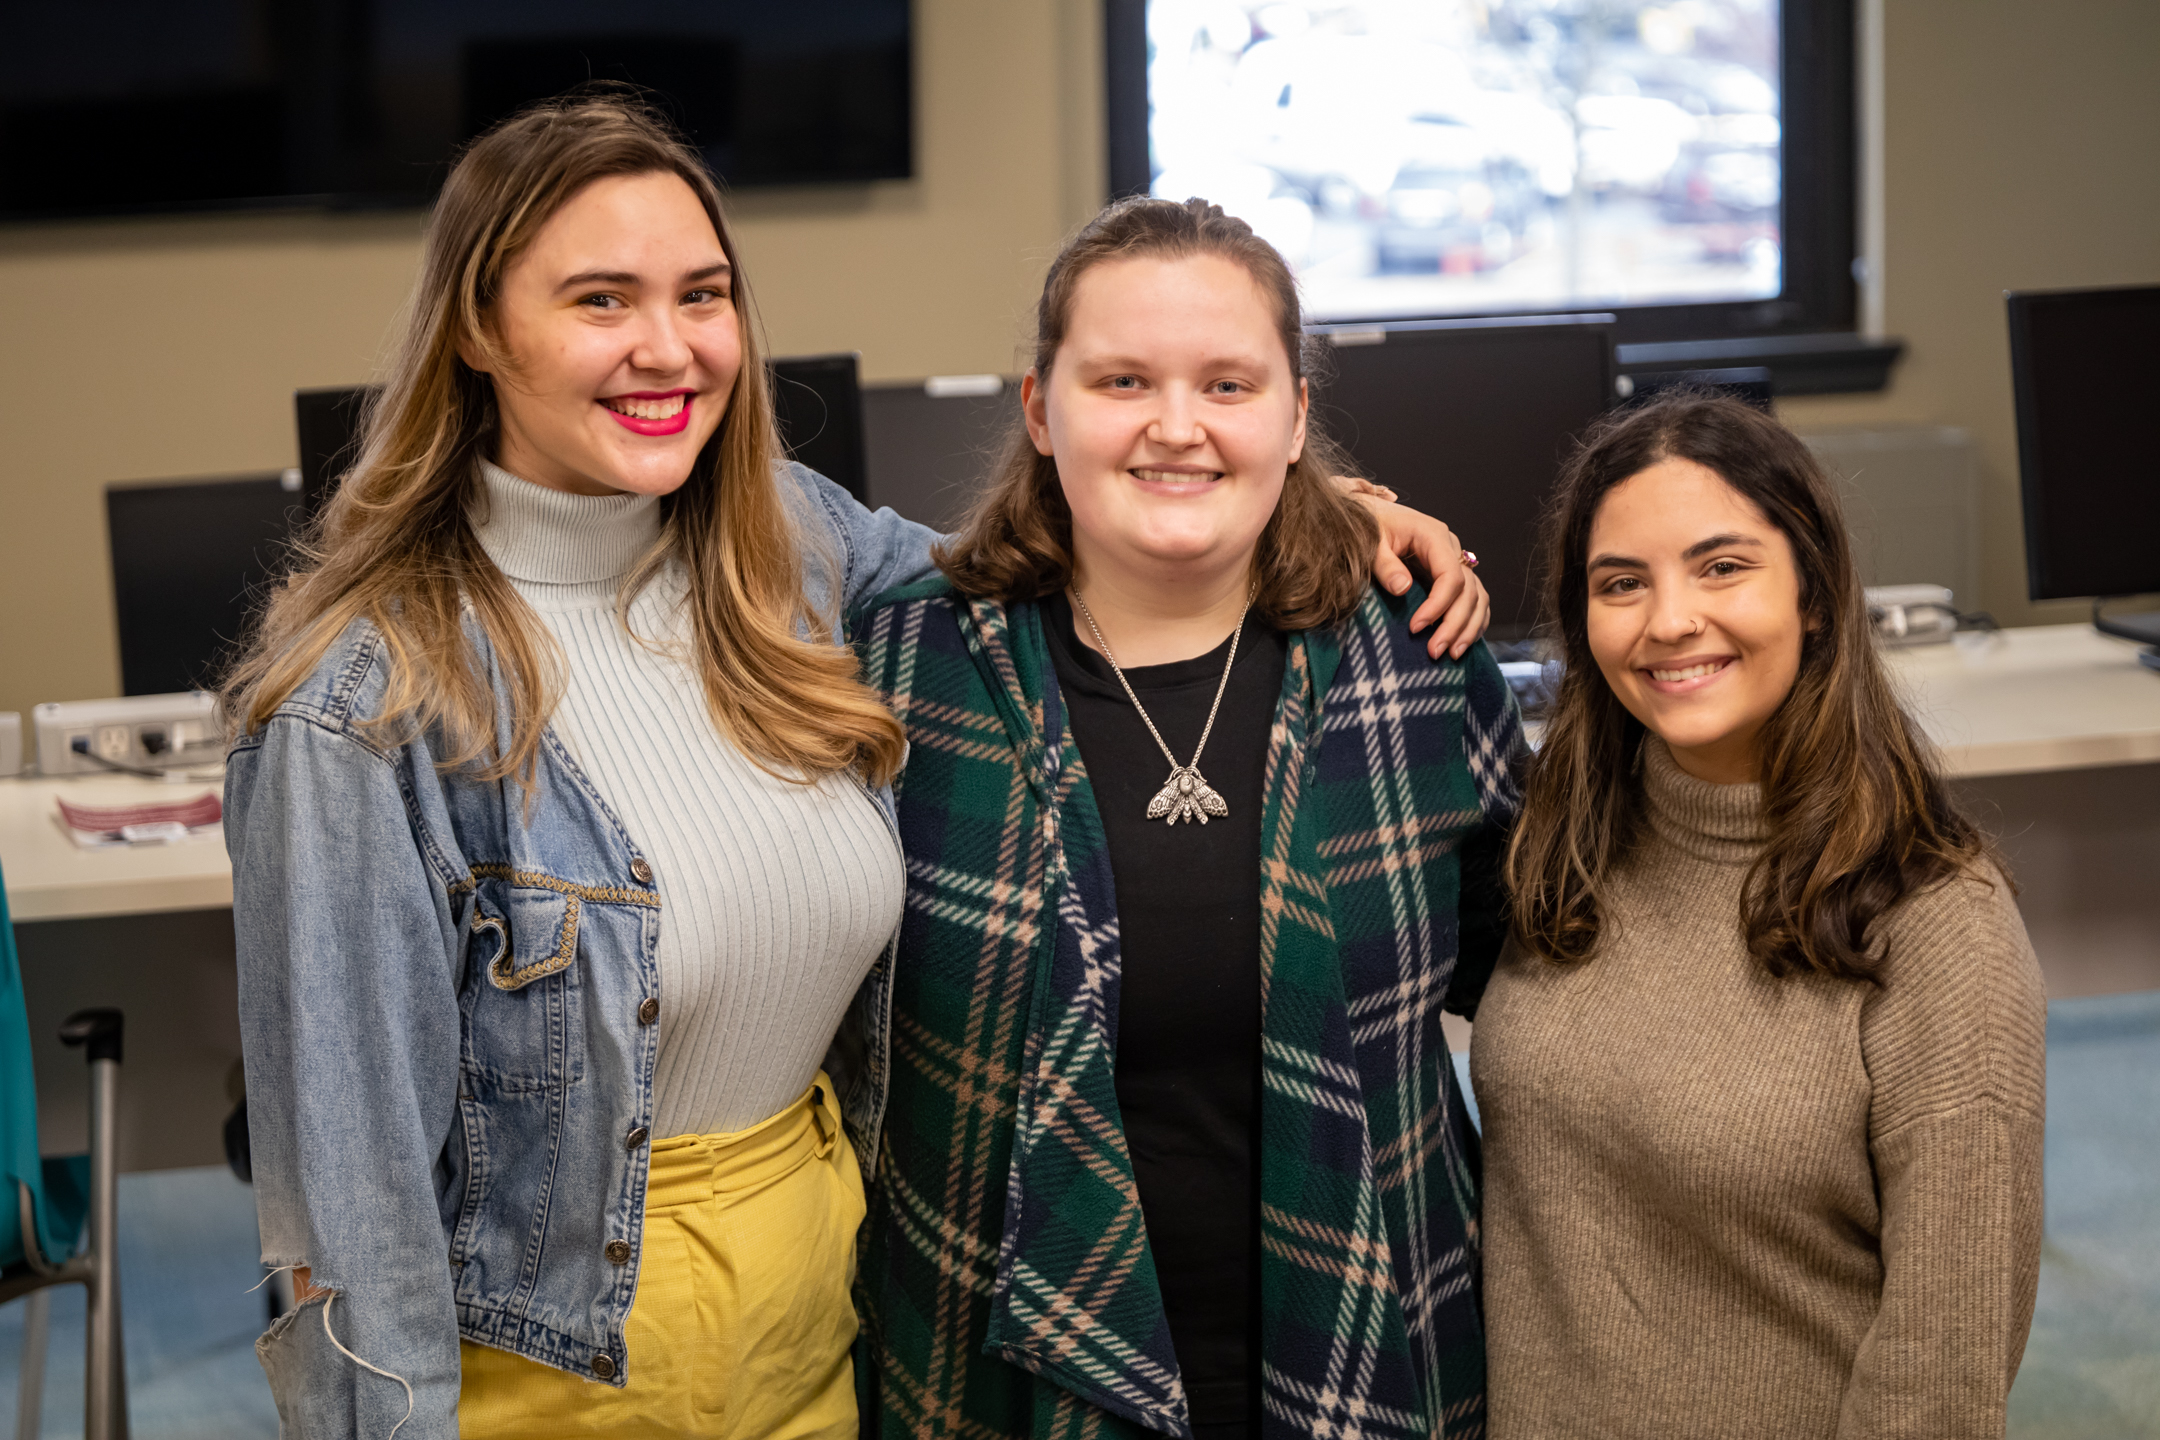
xmin=56 ymin=1010 xmax=128 ymax=1440
xmin=15 ymin=1287 xmax=50 ymax=1440
xmin=82 ymin=1053 xmax=126 ymax=1440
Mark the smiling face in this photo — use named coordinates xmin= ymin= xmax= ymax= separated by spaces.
xmin=1024 ymin=252 xmax=1307 ymax=597
xmin=467 ymin=170 xmax=740 ymax=497
xmin=1584 ymin=456 xmax=1807 ymax=784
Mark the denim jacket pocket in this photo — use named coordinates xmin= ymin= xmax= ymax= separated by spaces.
xmin=460 ymin=870 xmax=587 ymax=1094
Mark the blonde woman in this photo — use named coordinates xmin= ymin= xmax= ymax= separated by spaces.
xmin=224 ymin=99 xmax=1487 ymax=1439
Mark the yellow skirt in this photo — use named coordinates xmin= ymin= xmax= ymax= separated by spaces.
xmin=458 ymin=1075 xmax=865 ymax=1440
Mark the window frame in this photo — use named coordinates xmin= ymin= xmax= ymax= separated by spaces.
xmin=1104 ymin=0 xmax=1857 ymax=348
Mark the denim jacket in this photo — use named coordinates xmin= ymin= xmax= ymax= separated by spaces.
xmin=228 ymin=466 xmax=939 ymax=1439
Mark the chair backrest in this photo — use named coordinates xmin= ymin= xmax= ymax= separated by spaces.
xmin=1 ymin=869 xmax=83 ymax=1269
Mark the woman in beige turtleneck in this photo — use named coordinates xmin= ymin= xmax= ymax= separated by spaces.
xmin=1472 ymin=393 xmax=2044 ymax=1438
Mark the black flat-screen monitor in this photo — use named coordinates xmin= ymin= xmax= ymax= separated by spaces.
xmin=1311 ymin=314 xmax=1617 ymax=635
xmin=1621 ymin=365 xmax=1774 ymax=413
xmin=2 ymin=2 xmax=911 ymax=221
xmin=107 ymin=474 xmax=301 ymax=696
xmin=2009 ymin=285 xmax=2160 ymax=605
xmin=296 ymin=386 xmax=370 ymax=516
xmin=861 ymin=379 xmax=1021 ymax=530
xmin=770 ymin=353 xmax=868 ymax=505
xmin=297 ymin=352 xmax=868 ymax=512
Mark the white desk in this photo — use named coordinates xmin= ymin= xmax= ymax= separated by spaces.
xmin=0 ymin=772 xmax=231 ymax=922
xmin=1882 ymin=624 xmax=2160 ymax=1003
xmin=2 ymin=625 xmax=2154 ymax=924
xmin=1883 ymin=623 xmax=2160 ymax=778
xmin=4 ymin=772 xmax=240 ymax=1174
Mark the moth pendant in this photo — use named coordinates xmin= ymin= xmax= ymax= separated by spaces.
xmin=1146 ymin=765 xmax=1228 ymax=825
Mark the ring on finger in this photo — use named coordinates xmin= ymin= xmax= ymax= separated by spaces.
xmin=1461 ymin=549 xmax=1479 ymax=569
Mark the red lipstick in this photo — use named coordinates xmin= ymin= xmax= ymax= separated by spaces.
xmin=600 ymin=389 xmax=694 ymax=436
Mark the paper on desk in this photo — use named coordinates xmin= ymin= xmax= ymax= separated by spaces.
xmin=54 ymin=792 xmax=222 ymax=849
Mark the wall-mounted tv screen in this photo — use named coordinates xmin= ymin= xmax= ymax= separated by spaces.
xmin=0 ymin=1 xmax=912 ymax=221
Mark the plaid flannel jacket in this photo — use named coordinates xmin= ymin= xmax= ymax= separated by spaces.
xmin=853 ymin=579 xmax=1522 ymax=1440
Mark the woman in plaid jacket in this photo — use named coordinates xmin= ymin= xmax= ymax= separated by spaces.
xmin=848 ymin=197 xmax=1522 ymax=1440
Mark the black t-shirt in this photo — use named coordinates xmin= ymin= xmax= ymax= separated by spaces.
xmin=1043 ymin=591 xmax=1289 ymax=1439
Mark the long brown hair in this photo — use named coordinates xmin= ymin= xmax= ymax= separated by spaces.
xmin=936 ymin=196 xmax=1377 ymax=628
xmin=224 ymin=94 xmax=904 ymax=787
xmin=1506 ymin=392 xmax=1997 ymax=980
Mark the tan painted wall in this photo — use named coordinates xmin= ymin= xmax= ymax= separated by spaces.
xmin=4 ymin=0 xmax=2157 ymax=721
xmin=1778 ymin=0 xmax=2160 ymax=626
xmin=0 ymin=0 xmax=1105 ymax=722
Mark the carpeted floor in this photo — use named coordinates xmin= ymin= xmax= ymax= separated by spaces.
xmin=0 ymin=1167 xmax=276 ymax=1438
xmin=1455 ymin=989 xmax=2160 ymax=1436
xmin=2006 ymin=989 xmax=2160 ymax=1438
xmin=4 ymin=993 xmax=2155 ymax=1437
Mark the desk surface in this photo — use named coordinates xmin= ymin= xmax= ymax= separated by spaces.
xmin=0 ymin=773 xmax=231 ymax=922
xmin=1884 ymin=623 xmax=2160 ymax=778
xmin=4 ymin=625 xmax=2155 ymax=922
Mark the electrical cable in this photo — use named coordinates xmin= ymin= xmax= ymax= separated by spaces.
xmin=66 ymin=738 xmax=222 ymax=780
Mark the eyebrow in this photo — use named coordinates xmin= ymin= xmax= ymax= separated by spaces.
xmin=555 ymin=261 xmax=730 ymax=292
xmin=1587 ymin=532 xmax=1765 ymax=572
xmin=1076 ymin=352 xmax=1274 ymax=374
xmin=1681 ymin=531 xmax=1765 ymax=560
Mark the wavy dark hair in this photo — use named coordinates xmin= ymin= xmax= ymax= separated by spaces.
xmin=1506 ymin=392 xmax=1999 ymax=980
xmin=935 ymin=195 xmax=1377 ymax=629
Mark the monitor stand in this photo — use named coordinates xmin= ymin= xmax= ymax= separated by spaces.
xmin=2093 ymin=599 xmax=2160 ymax=671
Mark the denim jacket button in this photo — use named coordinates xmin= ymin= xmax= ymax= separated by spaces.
xmin=592 ymin=1352 xmax=616 ymax=1380
xmin=629 ymin=857 xmax=654 ymax=885
xmin=605 ymin=1239 xmax=633 ymax=1264
xmin=637 ymin=998 xmax=660 ymax=1026
xmin=625 ymin=1126 xmax=650 ymax=1151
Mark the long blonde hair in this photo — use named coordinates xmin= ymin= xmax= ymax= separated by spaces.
xmin=225 ymin=95 xmax=904 ymax=788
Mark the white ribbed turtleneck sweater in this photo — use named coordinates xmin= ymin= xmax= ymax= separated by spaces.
xmin=469 ymin=461 xmax=904 ymax=1136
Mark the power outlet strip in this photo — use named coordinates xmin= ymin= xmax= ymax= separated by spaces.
xmin=33 ymin=692 xmax=221 ymax=776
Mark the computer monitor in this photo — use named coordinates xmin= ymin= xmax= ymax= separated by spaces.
xmin=293 ymin=353 xmax=867 ymax=509
xmin=770 ymin=354 xmax=869 ymax=503
xmin=1310 ymin=315 xmax=1618 ymax=635
xmin=293 ymin=382 xmax=369 ymax=518
xmin=106 ymin=474 xmax=302 ymax=695
xmin=1620 ymin=366 xmax=1774 ymax=413
xmin=861 ymin=378 xmax=1021 ymax=530
xmin=2008 ymin=284 xmax=2160 ymax=643
xmin=296 ymin=387 xmax=370 ymax=517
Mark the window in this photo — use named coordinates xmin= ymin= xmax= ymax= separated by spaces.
xmin=1107 ymin=0 xmax=1855 ymax=345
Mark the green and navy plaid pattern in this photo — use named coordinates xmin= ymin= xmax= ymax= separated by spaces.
xmin=853 ymin=579 xmax=1521 ymax=1440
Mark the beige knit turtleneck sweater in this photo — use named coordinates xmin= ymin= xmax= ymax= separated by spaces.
xmin=1471 ymin=738 xmax=2045 ymax=1439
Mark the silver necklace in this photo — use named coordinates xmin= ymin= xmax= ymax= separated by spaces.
xmin=1070 ymin=585 xmax=1255 ymax=825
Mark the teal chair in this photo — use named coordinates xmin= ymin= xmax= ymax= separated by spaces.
xmin=2 ymin=869 xmax=129 ymax=1440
